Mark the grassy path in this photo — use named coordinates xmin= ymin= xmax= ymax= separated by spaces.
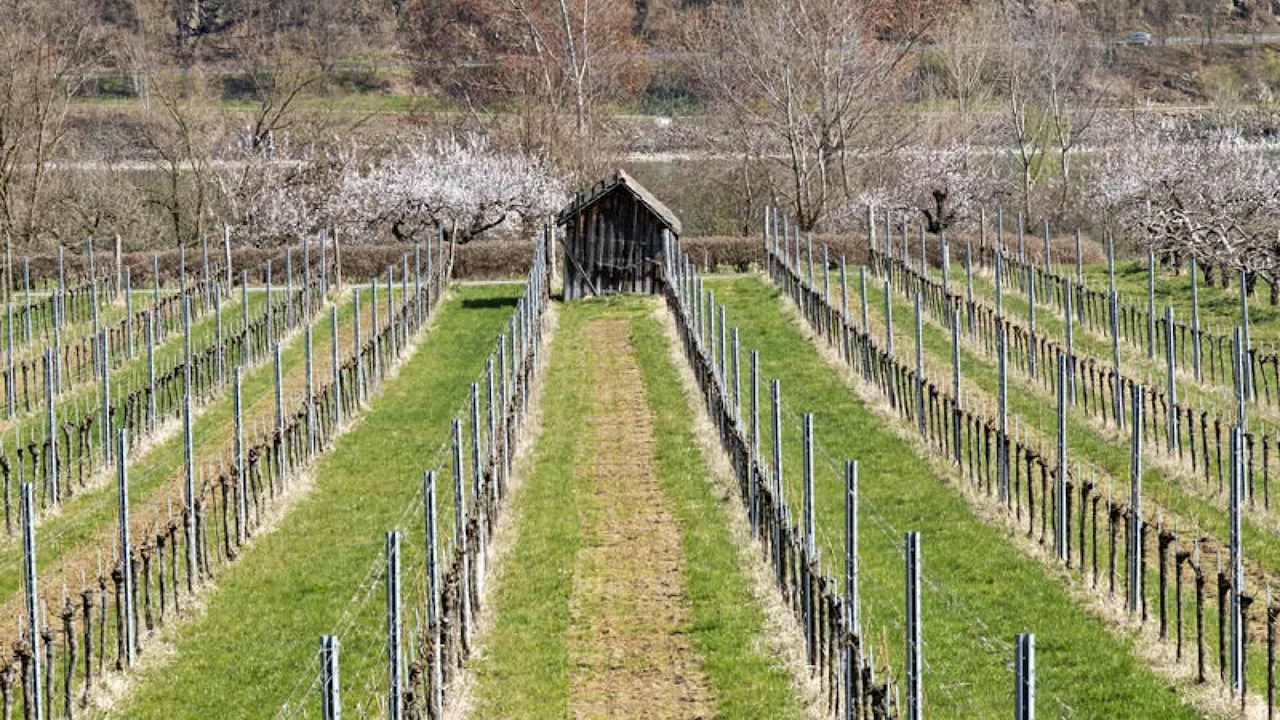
xmin=469 ymin=297 xmax=803 ymax=719
xmin=707 ymin=276 xmax=1199 ymax=719
xmin=115 ymin=284 xmax=521 ymax=718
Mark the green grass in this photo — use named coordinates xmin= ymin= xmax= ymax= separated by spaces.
xmin=970 ymin=257 xmax=1280 ymax=350
xmin=631 ymin=309 xmax=804 ymax=718
xmin=6 ymin=298 xmax=131 ymax=367
xmin=870 ymin=267 xmax=1280 ymax=701
xmin=707 ymin=276 xmax=1200 ymax=719
xmin=0 ymin=290 xmax=264 ymax=454
xmin=949 ymin=263 xmax=1272 ymax=427
xmin=1085 ymin=261 xmax=1280 ymax=346
xmin=468 ymin=301 xmax=594 ymax=717
xmin=472 ymin=297 xmax=802 ymax=718
xmin=117 ymin=284 xmax=521 ymax=718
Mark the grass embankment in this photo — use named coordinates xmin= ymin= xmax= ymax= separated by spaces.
xmin=0 ymin=290 xmax=260 ymax=436
xmin=470 ymin=297 xmax=802 ymax=719
xmin=6 ymin=297 xmax=130 ymax=368
xmin=1081 ymin=261 xmax=1280 ymax=346
xmin=868 ymin=269 xmax=1279 ymax=699
xmin=708 ymin=276 xmax=1199 ymax=718
xmin=962 ymin=258 xmax=1280 ymax=363
xmin=955 ymin=267 xmax=1277 ymax=425
xmin=0 ymin=292 xmax=339 ymax=615
xmin=117 ymin=284 xmax=520 ymax=718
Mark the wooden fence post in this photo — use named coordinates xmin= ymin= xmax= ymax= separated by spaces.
xmin=241 ymin=271 xmax=249 ymax=366
xmin=23 ymin=257 xmax=31 ymax=345
xmin=100 ymin=330 xmax=111 ymax=465
xmin=999 ymin=326 xmax=1009 ymax=505
xmin=1028 ymin=254 xmax=1037 ymax=379
xmin=1065 ymin=276 xmax=1076 ymax=402
xmin=306 ymin=326 xmax=315 ymax=458
xmin=452 ymin=418 xmax=471 ymax=652
xmin=1147 ymin=248 xmax=1156 ymax=360
xmin=125 ymin=267 xmax=134 ymax=359
xmin=802 ymin=413 xmax=816 ymax=666
xmin=147 ymin=311 xmax=156 ymax=432
xmin=940 ymin=233 xmax=951 ymax=326
xmin=266 ymin=260 xmax=274 ymax=348
xmin=845 ymin=459 xmax=860 ymax=720
xmin=1230 ymin=423 xmax=1245 ymax=694
xmin=996 ymin=228 xmax=1008 ymax=321
xmin=1192 ymin=258 xmax=1202 ymax=381
xmin=965 ymin=242 xmax=975 ymax=336
xmin=771 ymin=379 xmax=784 ymax=591
xmin=200 ymin=234 xmax=210 ymax=314
xmin=1108 ymin=236 xmax=1123 ymax=429
xmin=731 ymin=328 xmax=741 ymax=423
xmin=1056 ymin=354 xmax=1068 ymax=563
xmin=914 ymin=293 xmax=925 ymax=437
xmin=469 ymin=384 xmax=485 ymax=594
xmin=1166 ymin=306 xmax=1178 ymax=454
xmin=286 ymin=249 xmax=294 ymax=330
xmin=45 ymin=351 xmax=57 ymax=505
xmin=234 ymin=367 xmax=246 ymax=546
xmin=884 ymin=281 xmax=894 ymax=358
xmin=332 ymin=307 xmax=341 ymax=428
xmin=183 ymin=385 xmax=195 ymax=591
xmin=21 ymin=481 xmax=42 ymax=720
xmin=303 ymin=236 xmax=312 ymax=321
xmin=212 ymin=285 xmax=223 ymax=387
xmin=89 ymin=237 xmax=100 ymax=349
xmin=275 ymin=343 xmax=285 ymax=486
xmin=749 ymin=350 xmax=760 ymax=535
xmin=223 ymin=225 xmax=232 ymax=298
xmin=424 ymin=471 xmax=442 ymax=718
xmin=5 ymin=300 xmax=13 ymax=418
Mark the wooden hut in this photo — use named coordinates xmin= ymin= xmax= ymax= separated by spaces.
xmin=556 ymin=169 xmax=681 ymax=300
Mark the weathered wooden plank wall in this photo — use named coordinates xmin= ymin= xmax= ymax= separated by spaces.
xmin=562 ymin=187 xmax=669 ymax=300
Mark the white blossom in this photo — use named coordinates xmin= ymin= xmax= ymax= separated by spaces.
xmin=218 ymin=132 xmax=566 ymax=246
xmin=330 ymin=134 xmax=566 ymax=243
xmin=1089 ymin=124 xmax=1280 ymax=277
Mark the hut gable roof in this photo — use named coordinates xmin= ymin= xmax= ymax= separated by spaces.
xmin=556 ymin=169 xmax=682 ymax=235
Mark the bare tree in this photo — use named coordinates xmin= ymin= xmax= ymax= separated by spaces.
xmin=691 ymin=0 xmax=923 ymax=231
xmin=132 ymin=53 xmax=222 ymax=244
xmin=1002 ymin=3 xmax=1100 ymax=221
xmin=0 ymin=0 xmax=100 ymax=252
xmin=932 ymin=4 xmax=1001 ymax=121
xmin=402 ymin=0 xmax=642 ymax=172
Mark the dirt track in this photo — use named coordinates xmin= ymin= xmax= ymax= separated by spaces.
xmin=566 ymin=319 xmax=713 ymax=719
